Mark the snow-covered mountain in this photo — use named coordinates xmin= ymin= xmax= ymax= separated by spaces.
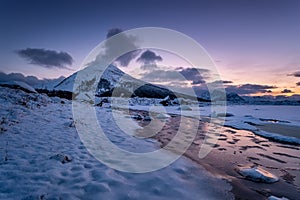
xmin=195 ymin=89 xmax=245 ymax=103
xmin=52 ymin=65 xmax=300 ymax=105
xmin=54 ymin=65 xmax=205 ymax=101
xmin=0 ymin=72 xmax=65 ymax=90
xmin=34 ymin=76 xmax=65 ymax=90
xmin=0 ymin=81 xmax=37 ymax=93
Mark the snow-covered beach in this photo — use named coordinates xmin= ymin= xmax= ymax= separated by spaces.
xmin=1 ymin=86 xmax=299 ymax=199
xmin=0 ymin=86 xmax=234 ymax=199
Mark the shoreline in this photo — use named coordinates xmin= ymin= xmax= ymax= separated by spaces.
xmin=134 ymin=109 xmax=300 ymax=200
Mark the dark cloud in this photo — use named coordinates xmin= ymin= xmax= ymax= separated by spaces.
xmin=137 ymin=50 xmax=162 ymax=64
xmin=137 ymin=50 xmax=163 ymax=71
xmin=297 ymin=82 xmax=300 ymax=86
xmin=288 ymin=71 xmax=300 ymax=77
xmin=139 ymin=67 xmax=209 ymax=85
xmin=16 ymin=48 xmax=73 ymax=69
xmin=106 ymin=28 xmax=123 ymax=38
xmin=223 ymin=80 xmax=233 ymax=84
xmin=281 ymin=89 xmax=293 ymax=93
xmin=179 ymin=68 xmax=209 ymax=85
xmin=226 ymin=84 xmax=277 ymax=95
xmin=97 ymin=28 xmax=140 ymax=67
xmin=211 ymin=80 xmax=233 ymax=84
xmin=0 ymin=71 xmax=65 ymax=89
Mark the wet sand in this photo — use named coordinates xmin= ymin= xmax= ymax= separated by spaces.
xmin=134 ymin=110 xmax=300 ymax=200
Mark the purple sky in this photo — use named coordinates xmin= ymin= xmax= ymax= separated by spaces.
xmin=0 ymin=0 xmax=300 ymax=95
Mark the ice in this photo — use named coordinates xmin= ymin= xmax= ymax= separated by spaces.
xmin=268 ymin=196 xmax=290 ymax=200
xmin=156 ymin=113 xmax=171 ymax=119
xmin=237 ymin=166 xmax=279 ymax=183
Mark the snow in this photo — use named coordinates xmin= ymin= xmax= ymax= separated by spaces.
xmin=156 ymin=113 xmax=171 ymax=119
xmin=220 ymin=105 xmax=300 ymax=127
xmin=209 ymin=105 xmax=300 ymax=144
xmin=0 ymin=86 xmax=233 ymax=199
xmin=54 ymin=64 xmax=143 ymax=93
xmin=0 ymin=81 xmax=37 ymax=93
xmin=121 ymin=103 xmax=300 ymax=145
xmin=237 ymin=166 xmax=279 ymax=183
xmin=268 ymin=196 xmax=290 ymax=200
xmin=177 ymin=105 xmax=192 ymax=111
xmin=54 ymin=72 xmax=77 ymax=92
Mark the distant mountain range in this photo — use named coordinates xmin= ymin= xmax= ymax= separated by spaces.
xmin=1 ymin=66 xmax=299 ymax=105
xmin=0 ymin=71 xmax=65 ymax=90
xmin=196 ymin=89 xmax=300 ymax=105
xmin=53 ymin=65 xmax=300 ymax=105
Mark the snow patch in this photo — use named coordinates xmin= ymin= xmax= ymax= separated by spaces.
xmin=156 ymin=113 xmax=171 ymax=119
xmin=268 ymin=195 xmax=290 ymax=200
xmin=237 ymin=166 xmax=279 ymax=183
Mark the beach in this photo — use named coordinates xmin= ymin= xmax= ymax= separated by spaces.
xmin=135 ymin=110 xmax=300 ymax=200
xmin=1 ymin=86 xmax=299 ymax=199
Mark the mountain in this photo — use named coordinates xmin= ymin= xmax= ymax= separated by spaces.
xmin=0 ymin=72 xmax=65 ymax=90
xmin=34 ymin=76 xmax=65 ymax=90
xmin=0 ymin=81 xmax=37 ymax=93
xmin=242 ymin=95 xmax=300 ymax=105
xmin=53 ymin=65 xmax=300 ymax=105
xmin=54 ymin=65 xmax=208 ymax=101
xmin=195 ymin=89 xmax=245 ymax=103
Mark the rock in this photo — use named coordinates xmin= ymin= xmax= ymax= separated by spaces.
xmin=237 ymin=166 xmax=279 ymax=183
xmin=131 ymin=113 xmax=143 ymax=120
xmin=159 ymin=96 xmax=171 ymax=106
xmin=192 ymin=140 xmax=202 ymax=145
xmin=50 ymin=153 xmax=72 ymax=164
xmin=68 ymin=121 xmax=75 ymax=127
xmin=217 ymin=113 xmax=234 ymax=117
xmin=143 ymin=116 xmax=152 ymax=121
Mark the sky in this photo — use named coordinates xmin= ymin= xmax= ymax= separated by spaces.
xmin=0 ymin=0 xmax=300 ymax=96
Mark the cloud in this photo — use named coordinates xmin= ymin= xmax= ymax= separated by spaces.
xmin=222 ymin=80 xmax=233 ymax=84
xmin=139 ymin=67 xmax=209 ymax=85
xmin=140 ymin=64 xmax=159 ymax=71
xmin=281 ymin=89 xmax=293 ymax=93
xmin=96 ymin=28 xmax=140 ymax=67
xmin=297 ymin=82 xmax=300 ymax=86
xmin=106 ymin=28 xmax=123 ymax=38
xmin=225 ymin=84 xmax=277 ymax=95
xmin=16 ymin=48 xmax=73 ymax=69
xmin=137 ymin=50 xmax=163 ymax=71
xmin=137 ymin=50 xmax=162 ymax=64
xmin=210 ymin=80 xmax=233 ymax=85
xmin=179 ymin=68 xmax=209 ymax=85
xmin=288 ymin=71 xmax=300 ymax=77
